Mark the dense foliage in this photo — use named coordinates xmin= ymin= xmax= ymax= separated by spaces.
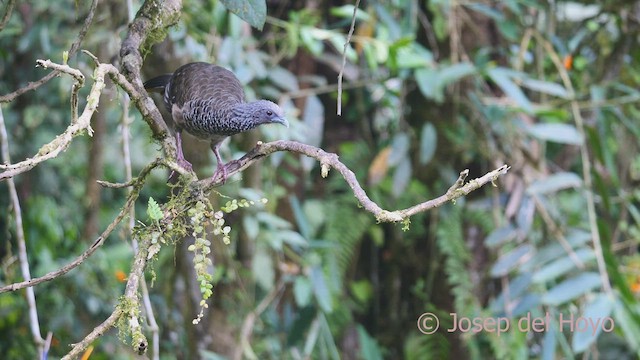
xmin=1 ymin=0 xmax=639 ymax=359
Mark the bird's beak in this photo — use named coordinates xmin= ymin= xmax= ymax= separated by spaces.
xmin=274 ymin=116 xmax=289 ymax=128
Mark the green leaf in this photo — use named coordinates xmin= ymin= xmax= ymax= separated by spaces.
xmin=419 ymin=123 xmax=437 ymax=165
xmin=531 ymin=228 xmax=592 ymax=266
xmin=147 ymin=197 xmax=162 ymax=221
xmin=526 ymin=172 xmax=582 ymax=195
xmin=572 ymin=293 xmax=614 ymax=353
xmin=392 ymin=158 xmax=412 ymax=198
xmin=532 ymin=248 xmax=596 ymax=283
xmin=294 ymin=277 xmax=313 ymax=307
xmin=613 ymin=297 xmax=640 ymax=351
xmin=300 ymin=26 xmax=324 ymax=56
xmin=487 ymin=67 xmax=533 ymax=113
xmin=542 ymin=272 xmax=602 ymax=305
xmin=277 ymin=230 xmax=308 ymax=248
xmin=527 ymin=123 xmax=583 ymax=145
xmin=490 ymin=244 xmax=533 ymax=277
xmin=350 ymin=280 xmax=373 ymax=304
xmin=415 ymin=62 xmax=475 ymax=102
xmin=268 ymin=66 xmax=299 ymax=91
xmin=388 ymin=133 xmax=410 ymax=166
xmin=465 ymin=3 xmax=504 ymax=20
xmin=521 ymin=78 xmax=570 ymax=99
xmin=252 ymin=246 xmax=274 ymax=290
xmin=220 ymin=0 xmax=267 ymax=30
xmin=310 ymin=265 xmax=332 ymax=312
xmin=330 ymin=4 xmax=371 ymax=21
xmin=357 ymin=325 xmax=384 ymax=360
xmin=485 ymin=224 xmax=517 ymax=248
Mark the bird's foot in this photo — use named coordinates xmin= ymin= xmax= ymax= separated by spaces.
xmin=212 ymin=163 xmax=228 ymax=184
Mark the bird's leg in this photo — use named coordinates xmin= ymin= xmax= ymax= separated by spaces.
xmin=211 ymin=143 xmax=227 ymax=184
xmin=174 ymin=130 xmax=193 ymax=173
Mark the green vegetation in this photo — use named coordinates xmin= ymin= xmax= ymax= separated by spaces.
xmin=1 ymin=0 xmax=639 ymax=359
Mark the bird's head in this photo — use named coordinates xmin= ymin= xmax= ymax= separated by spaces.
xmin=244 ymin=100 xmax=289 ymax=128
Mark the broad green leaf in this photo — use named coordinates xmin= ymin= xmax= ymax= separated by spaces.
xmin=531 ymin=228 xmax=592 ymax=266
xmin=278 ymin=230 xmax=308 ymax=248
xmin=388 ymin=133 xmax=410 ymax=166
xmin=613 ymin=297 xmax=640 ymax=351
xmin=532 ymin=248 xmax=596 ymax=283
xmin=419 ymin=123 xmax=437 ymax=165
xmin=392 ymin=158 xmax=412 ymax=198
xmin=395 ymin=43 xmax=433 ymax=69
xmin=490 ymin=244 xmax=534 ymax=277
xmin=220 ymin=0 xmax=267 ymax=30
xmin=542 ymin=272 xmax=602 ymax=305
xmin=256 ymin=212 xmax=292 ymax=229
xmin=527 ymin=123 xmax=583 ymax=145
xmin=294 ymin=277 xmax=313 ymax=307
xmin=268 ymin=66 xmax=299 ymax=91
xmin=511 ymin=294 xmax=541 ymax=317
xmin=492 ymin=273 xmax=532 ymax=313
xmin=541 ymin=324 xmax=558 ymax=360
xmin=328 ymin=34 xmax=357 ymax=62
xmin=465 ymin=2 xmax=504 ymax=20
xmin=521 ymin=79 xmax=570 ymax=99
xmin=357 ymin=325 xmax=383 ymax=360
xmin=572 ymin=293 xmax=614 ymax=353
xmin=527 ymin=172 xmax=582 ymax=195
xmin=438 ymin=62 xmax=476 ymax=89
xmin=415 ymin=68 xmax=440 ymax=101
xmin=487 ymin=67 xmax=533 ymax=113
xmin=415 ymin=62 xmax=475 ymax=103
xmin=350 ymin=280 xmax=373 ymax=304
xmin=147 ymin=197 xmax=162 ymax=221
xmin=300 ymin=27 xmax=324 ymax=56
xmin=252 ymin=247 xmax=274 ymax=290
xmin=485 ymin=224 xmax=517 ymax=248
xmin=242 ymin=216 xmax=259 ymax=240
xmin=330 ymin=4 xmax=371 ymax=21
xmin=311 ymin=266 xmax=332 ymax=312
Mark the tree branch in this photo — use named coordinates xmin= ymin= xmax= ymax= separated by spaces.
xmin=119 ymin=0 xmax=182 ymax=159
xmin=0 ymin=0 xmax=16 ymax=32
xmin=0 ymin=0 xmax=98 ymax=103
xmin=0 ymin=96 xmax=45 ymax=354
xmin=197 ymin=140 xmax=510 ymax=222
xmin=0 ymin=159 xmax=163 ymax=293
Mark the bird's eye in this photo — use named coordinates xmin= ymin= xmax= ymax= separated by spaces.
xmin=266 ymin=110 xmax=273 ymax=116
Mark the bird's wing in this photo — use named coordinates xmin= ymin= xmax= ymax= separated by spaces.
xmin=167 ymin=63 xmax=244 ymax=108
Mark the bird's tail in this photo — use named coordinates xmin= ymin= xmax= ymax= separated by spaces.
xmin=143 ymin=74 xmax=173 ymax=93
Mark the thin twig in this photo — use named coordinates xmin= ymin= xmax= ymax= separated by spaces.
xmin=0 ymin=59 xmax=183 ymax=180
xmin=121 ymin=92 xmax=160 ymax=360
xmin=534 ymin=31 xmax=612 ymax=294
xmin=0 ymin=159 xmax=163 ymax=293
xmin=63 ymin=225 xmax=153 ymax=359
xmin=198 ymin=140 xmax=510 ymax=222
xmin=0 ymin=0 xmax=16 ymax=32
xmin=0 ymin=104 xmax=45 ymax=354
xmin=337 ymin=0 xmax=360 ymax=116
xmin=235 ymin=279 xmax=286 ymax=360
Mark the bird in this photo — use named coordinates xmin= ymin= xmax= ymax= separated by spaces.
xmin=144 ymin=62 xmax=289 ymax=182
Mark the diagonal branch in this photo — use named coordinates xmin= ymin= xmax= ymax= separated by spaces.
xmin=198 ymin=140 xmax=510 ymax=222
xmin=0 ymin=57 xmax=188 ymax=180
xmin=0 ymin=159 xmax=163 ymax=293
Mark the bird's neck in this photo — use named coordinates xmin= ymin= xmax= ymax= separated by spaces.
xmin=230 ymin=102 xmax=264 ymax=128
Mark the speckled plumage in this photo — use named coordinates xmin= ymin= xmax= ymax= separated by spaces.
xmin=144 ymin=62 xmax=288 ymax=181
